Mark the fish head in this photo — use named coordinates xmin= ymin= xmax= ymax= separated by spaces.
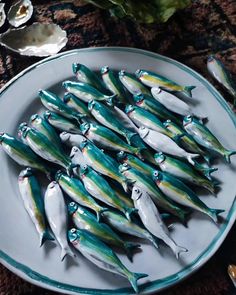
xmin=43 ymin=110 xmax=52 ymax=121
xmin=68 ymin=228 xmax=79 ymax=244
xmin=163 ymin=119 xmax=172 ymax=128
xmin=117 ymin=151 xmax=128 ymax=163
xmin=0 ymin=132 xmax=5 ymax=144
xmin=63 ymin=92 xmax=73 ymax=103
xmin=59 ymin=131 xmax=70 ymax=142
xmin=118 ymin=70 xmax=126 ymax=79
xmin=152 ymin=170 xmax=163 ymax=183
xmin=105 ymin=95 xmax=118 ymax=107
xmin=30 ymin=114 xmax=42 ymax=125
xmin=135 ymin=69 xmax=142 ymax=79
xmin=79 ymin=164 xmax=89 ymax=177
xmin=133 ymin=93 xmax=144 ymax=104
xmin=207 ymin=55 xmax=215 ymax=63
xmin=72 ymin=63 xmax=82 ymax=75
xmin=18 ymin=167 xmax=33 ymax=182
xmin=131 ymin=186 xmax=142 ymax=201
xmin=119 ymin=163 xmax=131 ymax=174
xmin=79 ymin=139 xmax=88 ymax=150
xmin=151 ymin=87 xmax=162 ymax=98
xmin=88 ymin=100 xmax=97 ymax=111
xmin=80 ymin=122 xmax=90 ymax=135
xmin=125 ymin=104 xmax=135 ymax=115
xmin=55 ymin=170 xmax=64 ymax=182
xmin=138 ymin=126 xmax=149 ymax=139
xmin=101 ymin=66 xmax=109 ymax=75
xmin=68 ymin=202 xmax=78 ymax=215
xmin=70 ymin=146 xmax=80 ymax=158
xmin=154 ymin=152 xmax=166 ymax=165
xmin=47 ymin=181 xmax=60 ymax=194
xmin=18 ymin=122 xmax=29 ymax=138
xmin=183 ymin=115 xmax=193 ymax=126
xmin=62 ymin=80 xmax=73 ymax=91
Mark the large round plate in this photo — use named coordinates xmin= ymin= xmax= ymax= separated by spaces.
xmin=0 ymin=47 xmax=236 ymax=295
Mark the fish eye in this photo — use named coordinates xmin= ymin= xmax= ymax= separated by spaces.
xmin=70 ymin=202 xmax=75 ymax=206
xmin=154 ymin=171 xmax=159 ymax=177
xmin=71 ymin=228 xmax=76 ymax=233
xmin=134 ymin=188 xmax=139 ymax=193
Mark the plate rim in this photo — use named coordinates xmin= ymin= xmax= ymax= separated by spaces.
xmin=0 ymin=46 xmax=236 ymax=295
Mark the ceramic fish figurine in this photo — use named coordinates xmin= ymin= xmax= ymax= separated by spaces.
xmin=0 ymin=133 xmax=51 ymax=175
xmin=207 ymin=56 xmax=236 ymax=103
xmin=7 ymin=0 xmax=33 ymax=27
xmin=133 ymin=93 xmax=181 ymax=125
xmin=69 ymin=146 xmax=89 ymax=168
xmin=117 ymin=151 xmax=154 ymax=177
xmin=63 ymin=92 xmax=91 ymax=118
xmin=131 ymin=186 xmax=187 ymax=258
xmin=183 ymin=115 xmax=236 ymax=163
xmin=125 ymin=105 xmax=173 ymax=137
xmin=109 ymin=181 xmax=134 ymax=208
xmin=20 ymin=124 xmax=73 ymax=174
xmin=39 ymin=90 xmax=84 ymax=123
xmin=56 ymin=171 xmax=107 ymax=221
xmin=18 ymin=168 xmax=54 ymax=246
xmin=72 ymin=63 xmax=108 ymax=94
xmin=136 ymin=69 xmax=195 ymax=98
xmin=102 ymin=210 xmax=159 ymax=249
xmin=30 ymin=114 xmax=63 ymax=150
xmin=79 ymin=164 xmax=137 ymax=220
xmin=59 ymin=132 xmax=86 ymax=148
xmin=138 ymin=126 xmax=199 ymax=165
xmin=88 ymin=100 xmax=135 ymax=144
xmin=68 ymin=202 xmax=140 ymax=261
xmin=80 ymin=122 xmax=141 ymax=156
xmin=119 ymin=70 xmax=150 ymax=95
xmin=68 ymin=228 xmax=148 ymax=293
xmin=154 ymin=152 xmax=216 ymax=194
xmin=101 ymin=66 xmax=127 ymax=104
xmin=44 ymin=111 xmax=82 ymax=134
xmin=44 ymin=181 xmax=74 ymax=260
xmin=79 ymin=139 xmax=130 ymax=192
xmin=119 ymin=163 xmax=189 ymax=222
xmin=152 ymin=171 xmax=224 ymax=223
xmin=62 ymin=81 xmax=115 ymax=103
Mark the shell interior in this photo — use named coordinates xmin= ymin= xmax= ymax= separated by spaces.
xmin=7 ymin=0 xmax=33 ymax=27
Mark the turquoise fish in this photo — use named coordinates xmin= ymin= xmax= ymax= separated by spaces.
xmin=63 ymin=92 xmax=91 ymax=117
xmin=119 ymin=70 xmax=150 ymax=95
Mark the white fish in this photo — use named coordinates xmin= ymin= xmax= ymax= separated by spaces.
xmin=44 ymin=181 xmax=75 ymax=261
xmin=131 ymin=186 xmax=187 ymax=258
xmin=70 ymin=146 xmax=88 ymax=167
xmin=60 ymin=132 xmax=86 ymax=147
xmin=138 ymin=126 xmax=199 ymax=165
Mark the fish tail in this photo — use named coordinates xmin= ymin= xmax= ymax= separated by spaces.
xmin=183 ymin=85 xmax=196 ymax=97
xmin=97 ymin=207 xmax=109 ymax=222
xmin=172 ymin=244 xmax=188 ymax=259
xmin=127 ymin=272 xmax=148 ymax=293
xmin=176 ymin=209 xmax=190 ymax=226
xmin=201 ymin=181 xmax=216 ymax=194
xmin=125 ymin=208 xmax=138 ymax=221
xmin=60 ymin=246 xmax=75 ymax=261
xmin=187 ymin=153 xmax=199 ymax=165
xmin=224 ymin=150 xmax=236 ymax=163
xmin=203 ymin=154 xmax=212 ymax=164
xmin=208 ymin=208 xmax=225 ymax=223
xmin=148 ymin=235 xmax=159 ymax=249
xmin=40 ymin=231 xmax=54 ymax=247
xmin=124 ymin=242 xmax=141 ymax=262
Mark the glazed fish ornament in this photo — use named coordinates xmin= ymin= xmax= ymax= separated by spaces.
xmin=39 ymin=90 xmax=84 ymax=123
xmin=44 ymin=111 xmax=81 ymax=134
xmin=56 ymin=171 xmax=107 ymax=221
xmin=62 ymin=81 xmax=115 ymax=103
xmin=152 ymin=171 xmax=224 ymax=223
xmin=119 ymin=163 xmax=188 ymax=222
xmin=154 ymin=152 xmax=216 ymax=194
xmin=136 ymin=69 xmax=195 ymax=98
xmin=138 ymin=126 xmax=199 ymax=165
xmin=80 ymin=122 xmax=141 ymax=156
xmin=18 ymin=168 xmax=54 ymax=246
xmin=133 ymin=93 xmax=181 ymax=125
xmin=117 ymin=151 xmax=155 ymax=177
xmin=59 ymin=132 xmax=86 ymax=148
xmin=207 ymin=56 xmax=236 ymax=103
xmin=44 ymin=181 xmax=74 ymax=260
xmin=125 ymin=105 xmax=173 ymax=137
xmin=63 ymin=92 xmax=91 ymax=118
xmin=70 ymin=146 xmax=89 ymax=168
xmin=68 ymin=228 xmax=148 ymax=293
xmin=119 ymin=70 xmax=150 ymax=95
xmin=79 ymin=164 xmax=136 ymax=220
xmin=131 ymin=186 xmax=187 ymax=258
xmin=30 ymin=114 xmax=63 ymax=150
xmin=68 ymin=202 xmax=139 ymax=261
xmin=102 ymin=210 xmax=159 ymax=249
xmin=0 ymin=133 xmax=51 ymax=174
xmin=101 ymin=66 xmax=127 ymax=104
xmin=183 ymin=115 xmax=236 ymax=163
xmin=72 ymin=63 xmax=108 ymax=94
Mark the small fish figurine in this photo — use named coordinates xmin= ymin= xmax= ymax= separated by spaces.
xmin=183 ymin=115 xmax=236 ymax=163
xmin=44 ymin=111 xmax=82 ymax=134
xmin=138 ymin=126 xmax=199 ymax=165
xmin=69 ymin=146 xmax=89 ymax=169
xmin=119 ymin=163 xmax=189 ymax=223
xmin=62 ymin=81 xmax=115 ymax=103
xmin=80 ymin=122 xmax=141 ymax=156
xmin=68 ymin=202 xmax=140 ymax=261
xmin=101 ymin=66 xmax=127 ymax=104
xmin=131 ymin=186 xmax=187 ymax=258
xmin=119 ymin=70 xmax=150 ymax=95
xmin=0 ymin=133 xmax=51 ymax=175
xmin=63 ymin=92 xmax=91 ymax=118
xmin=79 ymin=164 xmax=136 ymax=220
xmin=72 ymin=63 xmax=108 ymax=94
xmin=44 ymin=181 xmax=75 ymax=261
xmin=59 ymin=132 xmax=86 ymax=147
xmin=152 ymin=170 xmax=224 ymax=223
xmin=207 ymin=55 xmax=236 ymax=105
xmin=136 ymin=69 xmax=195 ymax=98
xmin=154 ymin=152 xmax=216 ymax=194
xmin=18 ymin=168 xmax=54 ymax=246
xmin=102 ymin=210 xmax=159 ymax=249
xmin=68 ymin=228 xmax=148 ymax=293
xmin=109 ymin=181 xmax=134 ymax=208
xmin=133 ymin=93 xmax=181 ymax=124
xmin=125 ymin=104 xmax=173 ymax=137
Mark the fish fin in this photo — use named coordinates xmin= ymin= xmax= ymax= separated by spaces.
xmin=173 ymin=134 xmax=185 ymax=144
xmin=202 ymin=182 xmax=216 ymax=194
xmin=224 ymin=150 xmax=236 ymax=163
xmin=209 ymin=208 xmax=225 ymax=223
xmin=187 ymin=153 xmax=200 ymax=165
xmin=125 ymin=208 xmax=138 ymax=221
xmin=124 ymin=242 xmax=141 ymax=262
xmin=134 ymin=147 xmax=144 ymax=160
xmin=97 ymin=208 xmax=109 ymax=222
xmin=172 ymin=244 xmax=188 ymax=259
xmin=183 ymin=86 xmax=196 ymax=97
xmin=128 ymin=272 xmax=148 ymax=293
xmin=203 ymin=154 xmax=211 ymax=164
xmin=61 ymin=246 xmax=75 ymax=261
xmin=40 ymin=231 xmax=54 ymax=247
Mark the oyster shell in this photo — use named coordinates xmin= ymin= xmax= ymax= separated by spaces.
xmin=7 ymin=0 xmax=33 ymax=27
xmin=0 ymin=23 xmax=68 ymax=57
xmin=0 ymin=3 xmax=6 ymax=28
